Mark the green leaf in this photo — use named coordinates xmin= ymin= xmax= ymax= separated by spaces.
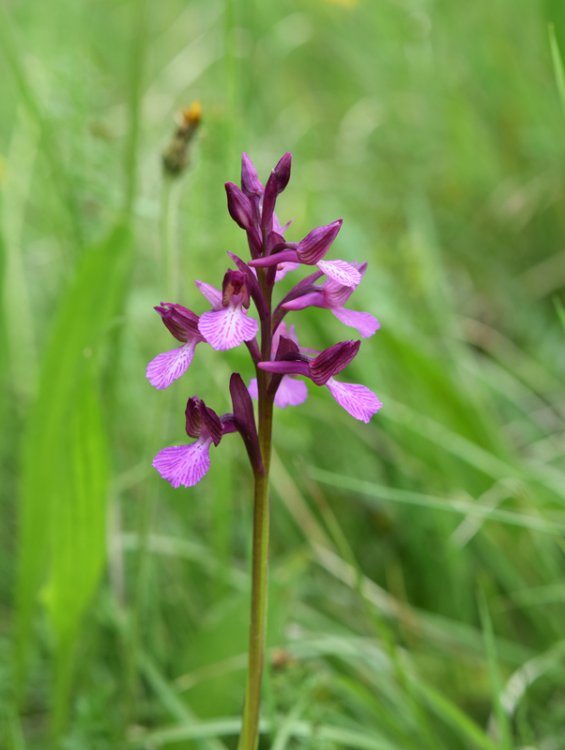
xmin=15 ymin=223 xmax=133 ymax=720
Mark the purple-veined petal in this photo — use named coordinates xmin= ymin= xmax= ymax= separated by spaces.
xmin=271 ymin=321 xmax=300 ymax=354
xmin=155 ymin=303 xmax=201 ymax=342
xmin=275 ymin=261 xmax=300 ymax=282
xmin=195 ymin=280 xmax=222 ymax=309
xmin=331 ymin=307 xmax=381 ymax=338
xmin=146 ymin=342 xmax=196 ymax=389
xmin=185 ymin=397 xmax=223 ymax=445
xmin=325 ymin=378 xmax=382 ymax=423
xmin=198 ymin=305 xmax=258 ymax=351
xmin=274 ymin=376 xmax=308 ymax=408
xmin=152 ymin=438 xmax=212 ymax=488
xmin=296 ymin=220 xmax=343 ymax=264
xmin=310 ymin=340 xmax=360 ymax=385
xmin=317 ymin=259 xmax=362 ymax=288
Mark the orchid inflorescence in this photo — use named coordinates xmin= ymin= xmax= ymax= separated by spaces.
xmin=147 ymin=152 xmax=382 ymax=488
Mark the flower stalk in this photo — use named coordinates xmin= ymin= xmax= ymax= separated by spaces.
xmin=146 ymin=151 xmax=382 ymax=745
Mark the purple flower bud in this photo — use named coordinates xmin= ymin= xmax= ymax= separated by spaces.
xmin=154 ymin=303 xmax=201 ymax=342
xmin=230 ymin=373 xmax=263 ymax=474
xmin=261 ymin=152 xmax=292 ymax=236
xmin=225 ymin=181 xmax=256 ymax=231
xmin=241 ymin=153 xmax=263 ymax=197
xmin=296 ymin=220 xmax=342 ymax=264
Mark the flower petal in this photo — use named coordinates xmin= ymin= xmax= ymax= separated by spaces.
xmin=310 ymin=340 xmax=360 ymax=385
xmin=248 ymin=378 xmax=259 ymax=400
xmin=146 ymin=342 xmax=196 ymax=389
xmin=198 ymin=305 xmax=258 ymax=351
xmin=195 ymin=280 xmax=222 ymax=309
xmin=274 ymin=376 xmax=308 ymax=408
xmin=317 ymin=259 xmax=362 ymax=288
xmin=152 ymin=439 xmax=212 ymax=488
xmin=325 ymin=378 xmax=382 ymax=423
xmin=296 ymin=220 xmax=343 ymax=264
xmin=155 ymin=303 xmax=201 ymax=342
xmin=275 ymin=261 xmax=300 ymax=282
xmin=331 ymin=307 xmax=381 ymax=338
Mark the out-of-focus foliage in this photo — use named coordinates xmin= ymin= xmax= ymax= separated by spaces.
xmin=1 ymin=0 xmax=564 ymax=748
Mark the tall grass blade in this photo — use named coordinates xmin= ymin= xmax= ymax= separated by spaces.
xmin=15 ymin=224 xmax=133 ymax=727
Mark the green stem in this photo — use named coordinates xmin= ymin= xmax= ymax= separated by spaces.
xmin=238 ymin=271 xmax=274 ymax=750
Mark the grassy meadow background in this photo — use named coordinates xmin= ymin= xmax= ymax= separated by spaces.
xmin=2 ymin=0 xmax=565 ymax=747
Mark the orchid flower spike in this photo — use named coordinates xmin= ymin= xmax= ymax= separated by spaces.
xmin=148 ymin=150 xmax=381 ymax=489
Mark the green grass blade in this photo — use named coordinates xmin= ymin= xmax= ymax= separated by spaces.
xmin=549 ymin=24 xmax=565 ymax=115
xmin=15 ymin=223 xmax=133 ymax=719
xmin=478 ymin=590 xmax=513 ymax=750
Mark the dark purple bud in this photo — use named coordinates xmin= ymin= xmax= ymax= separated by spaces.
xmin=296 ymin=219 xmax=342 ymax=264
xmin=275 ymin=335 xmax=301 ymax=361
xmin=272 ymin=152 xmax=292 ymax=193
xmin=229 ymin=373 xmax=263 ymax=474
xmin=222 ymin=269 xmax=250 ymax=308
xmin=185 ymin=397 xmax=223 ymax=446
xmin=266 ymin=230 xmax=286 ymax=255
xmin=155 ymin=303 xmax=200 ymax=342
xmin=241 ymin=153 xmax=263 ymax=197
xmin=225 ymin=182 xmax=255 ymax=231
xmin=227 ymin=252 xmax=268 ymax=319
xmin=261 ymin=152 xmax=292 ymax=236
xmin=310 ymin=340 xmax=360 ymax=385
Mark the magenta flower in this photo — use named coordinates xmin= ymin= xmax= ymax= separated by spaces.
xmin=146 ymin=303 xmax=205 ymax=389
xmin=152 ymin=397 xmax=225 ymax=487
xmin=280 ymin=262 xmax=380 ymax=338
xmin=197 ymin=269 xmax=258 ymax=351
xmin=258 ymin=338 xmax=382 ymax=423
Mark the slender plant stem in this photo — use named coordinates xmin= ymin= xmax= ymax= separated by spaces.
xmin=238 ymin=270 xmax=274 ymax=750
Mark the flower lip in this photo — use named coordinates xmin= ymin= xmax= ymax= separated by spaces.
xmin=185 ymin=397 xmax=223 ymax=445
xmin=155 ymin=302 xmax=201 ymax=342
xmin=222 ymin=269 xmax=250 ymax=308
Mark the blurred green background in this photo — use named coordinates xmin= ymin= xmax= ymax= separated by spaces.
xmin=1 ymin=0 xmax=565 ymax=747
